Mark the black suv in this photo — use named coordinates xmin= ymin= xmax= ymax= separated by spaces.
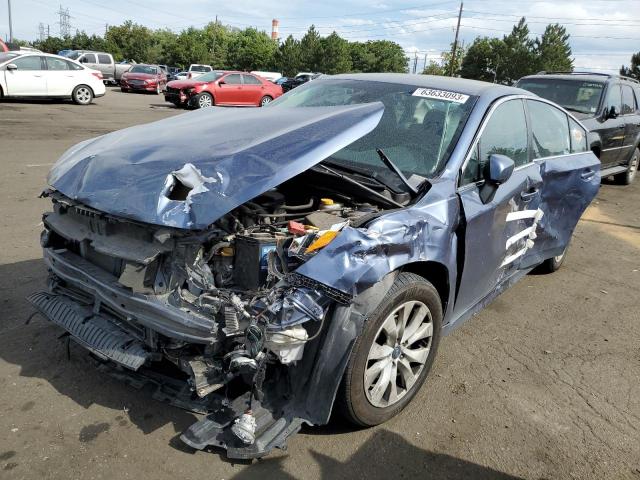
xmin=517 ymin=72 xmax=640 ymax=185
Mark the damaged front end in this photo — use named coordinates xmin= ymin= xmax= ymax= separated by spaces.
xmin=29 ymin=176 xmax=396 ymax=457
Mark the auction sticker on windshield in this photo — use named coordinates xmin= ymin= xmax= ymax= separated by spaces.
xmin=412 ymin=88 xmax=469 ymax=103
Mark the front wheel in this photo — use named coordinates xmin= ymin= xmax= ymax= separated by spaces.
xmin=337 ymin=272 xmax=442 ymax=427
xmin=259 ymin=95 xmax=273 ymax=107
xmin=614 ymin=147 xmax=639 ymax=185
xmin=72 ymin=85 xmax=93 ymax=105
xmin=195 ymin=92 xmax=213 ymax=109
xmin=537 ymin=245 xmax=568 ymax=274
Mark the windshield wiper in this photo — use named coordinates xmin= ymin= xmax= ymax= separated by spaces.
xmin=376 ymin=148 xmax=418 ymax=196
xmin=315 ymin=164 xmax=404 ymax=208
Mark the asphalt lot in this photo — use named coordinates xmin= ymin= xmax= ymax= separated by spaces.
xmin=0 ymin=88 xmax=639 ymax=480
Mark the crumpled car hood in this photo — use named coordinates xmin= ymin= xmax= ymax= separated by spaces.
xmin=48 ymin=103 xmax=384 ymax=229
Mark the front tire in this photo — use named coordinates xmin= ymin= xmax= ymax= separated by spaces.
xmin=537 ymin=246 xmax=568 ymax=274
xmin=195 ymin=92 xmax=213 ymax=109
xmin=337 ymin=273 xmax=442 ymax=427
xmin=614 ymin=147 xmax=639 ymax=185
xmin=72 ymin=85 xmax=93 ymax=105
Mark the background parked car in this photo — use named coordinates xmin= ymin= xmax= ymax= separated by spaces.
xmin=0 ymin=51 xmax=105 ymax=105
xmin=517 ymin=72 xmax=640 ymax=185
xmin=174 ymin=71 xmax=188 ymax=81
xmin=187 ymin=64 xmax=213 ymax=79
xmin=165 ymin=70 xmax=283 ymax=108
xmin=280 ymin=72 xmax=322 ymax=92
xmin=120 ymin=64 xmax=167 ymax=94
xmin=63 ymin=50 xmax=132 ymax=85
xmin=251 ymin=71 xmax=283 ymax=82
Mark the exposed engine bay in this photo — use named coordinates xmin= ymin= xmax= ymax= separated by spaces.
xmin=31 ymin=166 xmax=404 ymax=456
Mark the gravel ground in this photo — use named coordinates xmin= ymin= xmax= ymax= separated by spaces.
xmin=0 ymin=89 xmax=639 ymax=480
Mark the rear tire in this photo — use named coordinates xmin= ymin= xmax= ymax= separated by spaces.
xmin=537 ymin=246 xmax=568 ymax=274
xmin=72 ymin=85 xmax=93 ymax=105
xmin=120 ymin=87 xmax=128 ymax=93
xmin=260 ymin=95 xmax=273 ymax=107
xmin=337 ymin=273 xmax=442 ymax=427
xmin=614 ymin=147 xmax=639 ymax=185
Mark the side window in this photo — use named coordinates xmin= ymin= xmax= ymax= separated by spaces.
xmin=46 ymin=56 xmax=70 ymax=70
xmin=462 ymin=99 xmax=528 ymax=184
xmin=242 ymin=74 xmax=261 ymax=85
xmin=66 ymin=60 xmax=83 ymax=70
xmin=82 ymin=53 xmax=96 ymax=64
xmin=569 ymin=118 xmax=588 ymax=153
xmin=12 ymin=56 xmax=44 ymax=70
xmin=98 ymin=54 xmax=111 ymax=65
xmin=605 ymin=84 xmax=622 ymax=115
xmin=527 ymin=100 xmax=570 ymax=158
xmin=224 ymin=74 xmax=242 ymax=85
xmin=621 ymin=85 xmax=636 ymax=115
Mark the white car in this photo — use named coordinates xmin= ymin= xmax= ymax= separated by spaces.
xmin=187 ymin=64 xmax=213 ymax=79
xmin=0 ymin=52 xmax=106 ymax=105
xmin=250 ymin=71 xmax=283 ymax=82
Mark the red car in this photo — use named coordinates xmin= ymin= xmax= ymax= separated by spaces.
xmin=165 ymin=71 xmax=283 ymax=109
xmin=120 ymin=64 xmax=167 ymax=94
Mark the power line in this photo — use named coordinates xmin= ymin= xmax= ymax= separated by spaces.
xmin=460 ymin=24 xmax=640 ymax=40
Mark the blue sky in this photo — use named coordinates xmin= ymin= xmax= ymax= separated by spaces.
xmin=2 ymin=0 xmax=638 ymax=73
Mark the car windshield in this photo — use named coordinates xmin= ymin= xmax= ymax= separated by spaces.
xmin=191 ymin=65 xmax=210 ymax=72
xmin=196 ymin=71 xmax=224 ymax=82
xmin=269 ymin=79 xmax=476 ymax=180
xmin=517 ymin=78 xmax=604 ymax=114
xmin=130 ymin=65 xmax=157 ymax=74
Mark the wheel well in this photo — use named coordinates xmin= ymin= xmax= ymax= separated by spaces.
xmin=401 ymin=261 xmax=450 ymax=311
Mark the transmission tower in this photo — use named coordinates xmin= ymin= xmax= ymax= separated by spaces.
xmin=38 ymin=22 xmax=46 ymax=41
xmin=57 ymin=4 xmax=71 ymax=37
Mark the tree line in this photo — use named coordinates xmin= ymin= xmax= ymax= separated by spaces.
xmin=425 ymin=18 xmax=574 ymax=84
xmin=31 ymin=22 xmax=408 ymax=76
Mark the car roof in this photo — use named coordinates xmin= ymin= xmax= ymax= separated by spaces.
xmin=330 ymin=73 xmax=530 ymax=99
xmin=519 ymin=73 xmax=610 ymax=84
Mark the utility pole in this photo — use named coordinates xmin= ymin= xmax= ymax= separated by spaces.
xmin=47 ymin=24 xmax=50 ymax=38
xmin=413 ymin=51 xmax=418 ymax=74
xmin=7 ymin=0 xmax=13 ymax=42
xmin=105 ymin=23 xmax=108 ymax=36
xmin=57 ymin=4 xmax=71 ymax=38
xmin=423 ymin=53 xmax=427 ymax=73
xmin=39 ymin=22 xmax=46 ymax=41
xmin=211 ymin=14 xmax=218 ymax=66
xmin=449 ymin=2 xmax=463 ymax=77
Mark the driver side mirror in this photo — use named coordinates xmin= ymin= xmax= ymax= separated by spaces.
xmin=6 ymin=63 xmax=17 ymax=71
xmin=606 ymin=105 xmax=619 ymax=119
xmin=480 ymin=154 xmax=515 ymax=204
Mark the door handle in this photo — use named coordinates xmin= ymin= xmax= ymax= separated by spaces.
xmin=520 ymin=188 xmax=539 ymax=202
xmin=581 ymin=169 xmax=596 ymax=181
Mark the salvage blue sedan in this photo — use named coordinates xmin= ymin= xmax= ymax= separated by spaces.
xmin=29 ymin=73 xmax=600 ymax=458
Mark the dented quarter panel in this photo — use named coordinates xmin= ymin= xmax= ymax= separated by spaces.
xmin=48 ymin=103 xmax=384 ymax=229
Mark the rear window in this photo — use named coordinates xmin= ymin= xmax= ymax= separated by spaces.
xmin=190 ymin=65 xmax=211 ymax=72
xmin=517 ymin=78 xmax=604 ymax=115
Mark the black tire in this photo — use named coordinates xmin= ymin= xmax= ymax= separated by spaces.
xmin=537 ymin=246 xmax=568 ymax=274
xmin=195 ymin=92 xmax=213 ymax=109
xmin=337 ymin=272 xmax=442 ymax=427
xmin=614 ymin=147 xmax=639 ymax=185
xmin=72 ymin=85 xmax=94 ymax=105
xmin=259 ymin=95 xmax=273 ymax=107
xmin=120 ymin=87 xmax=128 ymax=93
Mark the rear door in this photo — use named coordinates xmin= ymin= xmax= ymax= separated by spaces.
xmin=241 ymin=74 xmax=264 ymax=105
xmin=4 ymin=55 xmax=47 ymax=95
xmin=44 ymin=56 xmax=79 ymax=95
xmin=520 ymin=99 xmax=600 ymax=268
xmin=455 ymin=98 xmax=544 ymax=318
xmin=599 ymin=83 xmax=625 ymax=167
xmin=96 ymin=53 xmax=113 ymax=80
xmin=216 ymin=73 xmax=242 ymax=105
xmin=621 ymin=84 xmax=640 ymax=161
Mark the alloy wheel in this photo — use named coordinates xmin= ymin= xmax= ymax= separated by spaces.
xmin=198 ymin=94 xmax=212 ymax=108
xmin=260 ymin=96 xmax=272 ymax=106
xmin=76 ymin=87 xmax=91 ymax=104
xmin=364 ymin=300 xmax=433 ymax=408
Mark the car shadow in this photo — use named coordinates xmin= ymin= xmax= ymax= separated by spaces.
xmin=0 ymin=97 xmax=97 ymax=106
xmin=229 ymin=429 xmax=523 ymax=480
xmin=0 ymin=258 xmax=199 ymax=441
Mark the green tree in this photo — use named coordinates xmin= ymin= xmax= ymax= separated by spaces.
xmin=300 ymin=25 xmax=323 ymax=71
xmin=442 ymin=43 xmax=466 ymax=76
xmin=105 ymin=21 xmax=153 ymax=62
xmin=535 ymin=24 xmax=573 ymax=72
xmin=363 ymin=40 xmax=408 ymax=72
xmin=276 ymin=35 xmax=302 ymax=76
xmin=422 ymin=60 xmax=445 ymax=75
xmin=459 ymin=36 xmax=503 ymax=82
xmin=227 ymin=27 xmax=277 ymax=71
xmin=499 ymin=17 xmax=537 ymax=84
xmin=620 ymin=52 xmax=640 ymax=79
xmin=319 ymin=32 xmax=352 ymax=74
xmin=349 ymin=41 xmax=376 ymax=72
